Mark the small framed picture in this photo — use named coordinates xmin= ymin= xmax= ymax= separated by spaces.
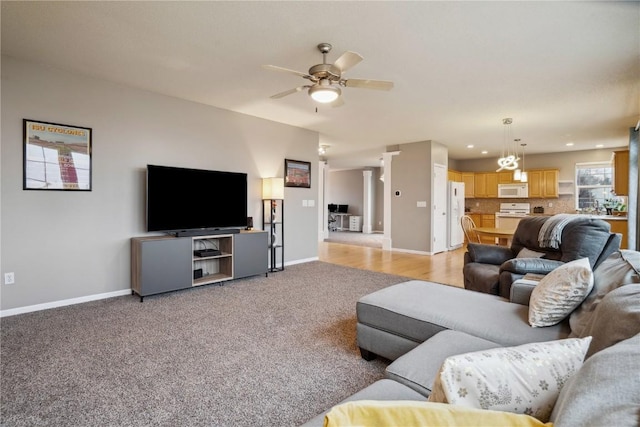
xmin=284 ymin=159 xmax=311 ymax=188
xmin=23 ymin=119 xmax=92 ymax=191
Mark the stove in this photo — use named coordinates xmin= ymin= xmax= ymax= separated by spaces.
xmin=498 ymin=202 xmax=531 ymax=216
xmin=495 ymin=203 xmax=530 ymax=230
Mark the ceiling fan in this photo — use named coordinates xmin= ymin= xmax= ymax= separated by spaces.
xmin=263 ymin=43 xmax=394 ymax=104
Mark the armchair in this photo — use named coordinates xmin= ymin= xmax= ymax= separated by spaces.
xmin=463 ymin=216 xmax=621 ymax=298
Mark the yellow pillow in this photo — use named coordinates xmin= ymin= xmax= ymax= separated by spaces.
xmin=324 ymin=400 xmax=553 ymax=427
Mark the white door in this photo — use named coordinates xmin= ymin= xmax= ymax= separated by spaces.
xmin=433 ymin=164 xmax=447 ymax=253
xmin=448 ymin=182 xmax=465 ymax=248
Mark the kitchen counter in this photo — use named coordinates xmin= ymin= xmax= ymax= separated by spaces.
xmin=581 ymin=214 xmax=628 ymax=221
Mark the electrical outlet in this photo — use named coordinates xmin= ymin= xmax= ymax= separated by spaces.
xmin=4 ymin=272 xmax=15 ymax=285
xmin=548 ymin=202 xmax=553 ymax=208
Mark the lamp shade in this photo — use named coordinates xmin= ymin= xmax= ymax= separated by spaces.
xmin=262 ymin=177 xmax=284 ymax=200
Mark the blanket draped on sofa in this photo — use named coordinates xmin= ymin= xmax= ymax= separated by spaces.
xmin=538 ymin=214 xmax=577 ymax=249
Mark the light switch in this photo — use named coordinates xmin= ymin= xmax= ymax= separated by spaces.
xmin=302 ymin=200 xmax=308 ymax=207
xmin=417 ymin=201 xmax=427 ymax=208
xmin=308 ymin=200 xmax=315 ymax=207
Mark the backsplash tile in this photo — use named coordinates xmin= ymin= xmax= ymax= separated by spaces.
xmin=465 ymin=195 xmax=575 ymax=214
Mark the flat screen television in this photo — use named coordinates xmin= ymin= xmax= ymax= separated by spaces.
xmin=146 ymin=164 xmax=248 ymax=233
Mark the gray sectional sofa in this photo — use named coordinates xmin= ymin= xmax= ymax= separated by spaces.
xmin=302 ymin=250 xmax=640 ymax=426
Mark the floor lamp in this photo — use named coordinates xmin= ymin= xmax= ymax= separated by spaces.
xmin=262 ymin=177 xmax=284 ymax=272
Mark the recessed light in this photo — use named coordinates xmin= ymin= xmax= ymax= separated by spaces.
xmin=566 ymin=142 xmax=574 ymax=147
xmin=481 ymin=150 xmax=488 ymax=155
xmin=467 ymin=144 xmax=474 ymax=149
xmin=595 ymin=144 xmax=604 ymax=148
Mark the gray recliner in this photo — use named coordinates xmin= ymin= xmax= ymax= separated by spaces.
xmin=463 ymin=216 xmax=621 ymax=298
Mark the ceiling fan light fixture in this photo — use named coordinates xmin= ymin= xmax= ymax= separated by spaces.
xmin=309 ymin=84 xmax=341 ymax=103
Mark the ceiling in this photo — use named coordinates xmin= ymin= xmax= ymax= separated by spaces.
xmin=2 ymin=1 xmax=639 ymax=170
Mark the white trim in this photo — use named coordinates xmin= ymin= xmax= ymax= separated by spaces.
xmin=284 ymin=257 xmax=319 ymax=266
xmin=0 ymin=289 xmax=132 ymax=318
xmin=391 ymin=247 xmax=432 ymax=256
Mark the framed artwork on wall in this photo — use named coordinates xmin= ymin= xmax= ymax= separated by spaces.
xmin=23 ymin=119 xmax=92 ymax=191
xmin=284 ymin=159 xmax=311 ymax=188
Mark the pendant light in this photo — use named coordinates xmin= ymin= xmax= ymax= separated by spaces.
xmin=513 ymin=139 xmax=522 ymax=180
xmin=496 ymin=118 xmax=520 ymax=172
xmin=520 ymin=143 xmax=528 ymax=182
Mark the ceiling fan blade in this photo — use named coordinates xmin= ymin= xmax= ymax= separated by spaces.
xmin=262 ymin=64 xmax=312 ymax=79
xmin=270 ymin=85 xmax=309 ymax=99
xmin=344 ymin=78 xmax=394 ymax=91
xmin=333 ymin=51 xmax=363 ymax=73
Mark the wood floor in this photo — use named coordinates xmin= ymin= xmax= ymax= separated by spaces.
xmin=318 ymin=241 xmax=466 ymax=288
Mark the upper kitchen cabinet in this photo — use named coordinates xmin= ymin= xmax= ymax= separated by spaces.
xmin=498 ymin=171 xmax=516 ymax=184
xmin=474 ymin=172 xmax=498 ymax=198
xmin=612 ymin=150 xmax=629 ymax=196
xmin=528 ymin=169 xmax=559 ymax=198
xmin=462 ymin=173 xmax=475 ymax=197
xmin=448 ymin=169 xmax=463 ymax=182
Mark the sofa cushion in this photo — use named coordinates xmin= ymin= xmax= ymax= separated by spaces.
xmin=385 ymin=330 xmax=501 ymax=397
xmin=557 ymin=217 xmax=612 ymax=266
xmin=529 ymin=258 xmax=593 ymax=327
xmin=581 ymin=283 xmax=640 ymax=358
xmin=550 ymin=333 xmax=640 ymax=427
xmin=463 ymin=262 xmax=500 ymax=294
xmin=299 ymin=379 xmax=426 ymax=427
xmin=428 ymin=337 xmax=591 ymax=422
xmin=570 ymin=250 xmax=640 ymax=337
xmin=324 ymin=400 xmax=552 ymax=427
xmin=357 ymin=280 xmax=569 ymax=349
xmin=517 ymin=248 xmax=546 ymax=258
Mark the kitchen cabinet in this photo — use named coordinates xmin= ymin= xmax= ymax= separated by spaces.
xmin=474 ymin=173 xmax=498 ymax=198
xmin=528 ymin=169 xmax=559 ymax=198
xmin=462 ymin=173 xmax=475 ymax=197
xmin=465 ymin=213 xmax=496 ymax=244
xmin=498 ymin=171 xmax=516 ymax=184
xmin=612 ymin=150 xmax=629 ymax=196
xmin=448 ymin=169 xmax=463 ymax=182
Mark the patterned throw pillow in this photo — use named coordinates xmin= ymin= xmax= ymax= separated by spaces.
xmin=529 ymin=257 xmax=593 ymax=327
xmin=428 ymin=337 xmax=591 ymax=422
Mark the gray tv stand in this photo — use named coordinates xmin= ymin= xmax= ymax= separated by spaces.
xmin=131 ymin=230 xmax=267 ymax=301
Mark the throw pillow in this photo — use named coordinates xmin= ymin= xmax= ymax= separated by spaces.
xmin=324 ymin=400 xmax=552 ymax=427
xmin=529 ymin=257 xmax=593 ymax=327
xmin=581 ymin=284 xmax=640 ymax=358
xmin=427 ymin=337 xmax=591 ymax=422
xmin=517 ymin=248 xmax=545 ymax=259
xmin=569 ymin=250 xmax=640 ymax=337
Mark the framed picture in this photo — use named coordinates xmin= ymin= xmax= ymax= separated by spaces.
xmin=284 ymin=159 xmax=311 ymax=188
xmin=23 ymin=119 xmax=92 ymax=191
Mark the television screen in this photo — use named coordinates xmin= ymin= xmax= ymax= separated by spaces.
xmin=146 ymin=165 xmax=247 ymax=232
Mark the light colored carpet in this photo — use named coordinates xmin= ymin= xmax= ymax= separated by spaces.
xmin=324 ymin=231 xmax=383 ymax=248
xmin=1 ymin=261 xmax=410 ymax=426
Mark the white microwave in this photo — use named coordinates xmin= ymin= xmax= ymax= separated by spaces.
xmin=498 ymin=183 xmax=528 ymax=198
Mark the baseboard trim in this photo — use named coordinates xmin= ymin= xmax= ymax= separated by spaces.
xmin=285 ymin=257 xmax=318 ymax=266
xmin=391 ymin=247 xmax=432 ymax=256
xmin=0 ymin=289 xmax=132 ymax=318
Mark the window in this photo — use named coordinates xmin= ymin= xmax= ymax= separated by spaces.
xmin=575 ymin=162 xmax=613 ymax=211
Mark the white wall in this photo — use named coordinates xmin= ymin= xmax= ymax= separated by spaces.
xmin=1 ymin=56 xmax=319 ymax=312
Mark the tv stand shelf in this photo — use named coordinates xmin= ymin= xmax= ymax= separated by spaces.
xmin=131 ymin=230 xmax=267 ymax=301
xmin=192 ymin=234 xmax=233 ymax=286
